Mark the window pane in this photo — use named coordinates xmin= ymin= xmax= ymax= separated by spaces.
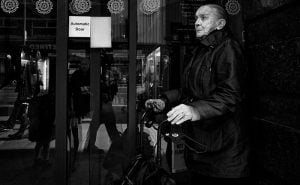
xmin=0 ymin=1 xmax=57 ymax=185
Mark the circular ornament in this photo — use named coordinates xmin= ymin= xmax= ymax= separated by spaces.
xmin=225 ymin=0 xmax=241 ymax=15
xmin=139 ymin=2 xmax=150 ymax=15
xmin=73 ymin=0 xmax=91 ymax=14
xmin=143 ymin=0 xmax=160 ymax=12
xmin=140 ymin=0 xmax=160 ymax=15
xmin=35 ymin=0 xmax=53 ymax=15
xmin=107 ymin=0 xmax=124 ymax=14
xmin=1 ymin=0 xmax=19 ymax=14
xmin=69 ymin=0 xmax=80 ymax=15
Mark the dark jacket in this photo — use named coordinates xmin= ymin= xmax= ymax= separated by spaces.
xmin=70 ymin=69 xmax=90 ymax=117
xmin=28 ymin=94 xmax=55 ymax=142
xmin=164 ymin=30 xmax=249 ymax=178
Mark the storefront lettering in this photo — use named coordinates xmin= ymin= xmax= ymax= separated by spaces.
xmin=29 ymin=44 xmax=56 ymax=51
xmin=71 ymin=22 xmax=89 ymax=31
xmin=75 ymin=27 xmax=84 ymax=31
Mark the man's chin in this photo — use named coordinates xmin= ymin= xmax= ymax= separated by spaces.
xmin=196 ymin=32 xmax=209 ymax=38
xmin=196 ymin=34 xmax=208 ymax=39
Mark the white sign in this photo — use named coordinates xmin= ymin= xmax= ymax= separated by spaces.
xmin=90 ymin=17 xmax=112 ymax=48
xmin=69 ymin=16 xmax=91 ymax=38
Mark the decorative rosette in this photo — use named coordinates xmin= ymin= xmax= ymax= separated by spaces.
xmin=1 ymin=0 xmax=19 ymax=14
xmin=69 ymin=0 xmax=80 ymax=15
xmin=225 ymin=0 xmax=241 ymax=15
xmin=74 ymin=0 xmax=91 ymax=14
xmin=35 ymin=0 xmax=53 ymax=15
xmin=107 ymin=0 xmax=124 ymax=14
xmin=140 ymin=0 xmax=160 ymax=15
xmin=69 ymin=0 xmax=91 ymax=15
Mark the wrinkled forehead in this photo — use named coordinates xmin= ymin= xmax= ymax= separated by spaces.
xmin=195 ymin=5 xmax=217 ymax=17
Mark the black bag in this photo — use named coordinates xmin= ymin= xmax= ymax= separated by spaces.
xmin=106 ymin=109 xmax=176 ymax=185
xmin=103 ymin=130 xmax=155 ymax=178
xmin=121 ymin=157 xmax=176 ymax=185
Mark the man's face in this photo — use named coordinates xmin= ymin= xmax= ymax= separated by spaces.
xmin=195 ymin=6 xmax=219 ymax=38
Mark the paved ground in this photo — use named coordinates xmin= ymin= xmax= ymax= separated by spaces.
xmin=0 ymin=123 xmax=189 ymax=185
xmin=0 ymin=122 xmax=117 ymax=185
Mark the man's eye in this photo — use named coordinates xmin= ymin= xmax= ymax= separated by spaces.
xmin=201 ymin=15 xmax=207 ymax=20
xmin=195 ymin=15 xmax=206 ymax=21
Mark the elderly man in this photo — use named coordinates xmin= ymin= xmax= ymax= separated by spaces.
xmin=146 ymin=4 xmax=250 ymax=185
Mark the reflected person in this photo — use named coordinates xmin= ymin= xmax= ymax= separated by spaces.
xmin=69 ymin=58 xmax=91 ymax=163
xmin=86 ymin=62 xmax=120 ymax=151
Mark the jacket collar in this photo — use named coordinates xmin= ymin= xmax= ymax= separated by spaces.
xmin=198 ymin=29 xmax=229 ymax=48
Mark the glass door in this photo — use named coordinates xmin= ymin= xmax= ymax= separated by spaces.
xmin=66 ymin=1 xmax=131 ymax=185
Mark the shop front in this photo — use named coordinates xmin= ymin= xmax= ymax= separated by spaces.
xmin=0 ymin=0 xmax=244 ymax=185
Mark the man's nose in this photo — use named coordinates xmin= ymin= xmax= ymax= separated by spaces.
xmin=195 ymin=19 xmax=201 ymax=27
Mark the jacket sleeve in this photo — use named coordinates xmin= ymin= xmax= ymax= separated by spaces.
xmin=190 ymin=40 xmax=246 ymax=121
xmin=161 ymin=89 xmax=183 ymax=110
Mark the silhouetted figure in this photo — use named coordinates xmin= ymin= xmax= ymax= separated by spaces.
xmin=88 ymin=63 xmax=121 ymax=151
xmin=29 ymin=93 xmax=55 ymax=168
xmin=6 ymin=48 xmax=40 ymax=139
xmin=68 ymin=58 xmax=91 ymax=168
xmin=20 ymin=50 xmax=55 ymax=168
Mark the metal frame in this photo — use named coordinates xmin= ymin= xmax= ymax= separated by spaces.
xmin=55 ymin=1 xmax=68 ymax=185
xmin=128 ymin=0 xmax=137 ymax=157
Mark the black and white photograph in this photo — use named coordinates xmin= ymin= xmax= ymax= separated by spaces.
xmin=0 ymin=0 xmax=299 ymax=185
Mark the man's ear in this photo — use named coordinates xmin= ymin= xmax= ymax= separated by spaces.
xmin=216 ymin=19 xmax=226 ymax=30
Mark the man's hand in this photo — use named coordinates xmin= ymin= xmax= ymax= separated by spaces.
xmin=145 ymin=99 xmax=166 ymax=112
xmin=167 ymin=104 xmax=200 ymax=125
